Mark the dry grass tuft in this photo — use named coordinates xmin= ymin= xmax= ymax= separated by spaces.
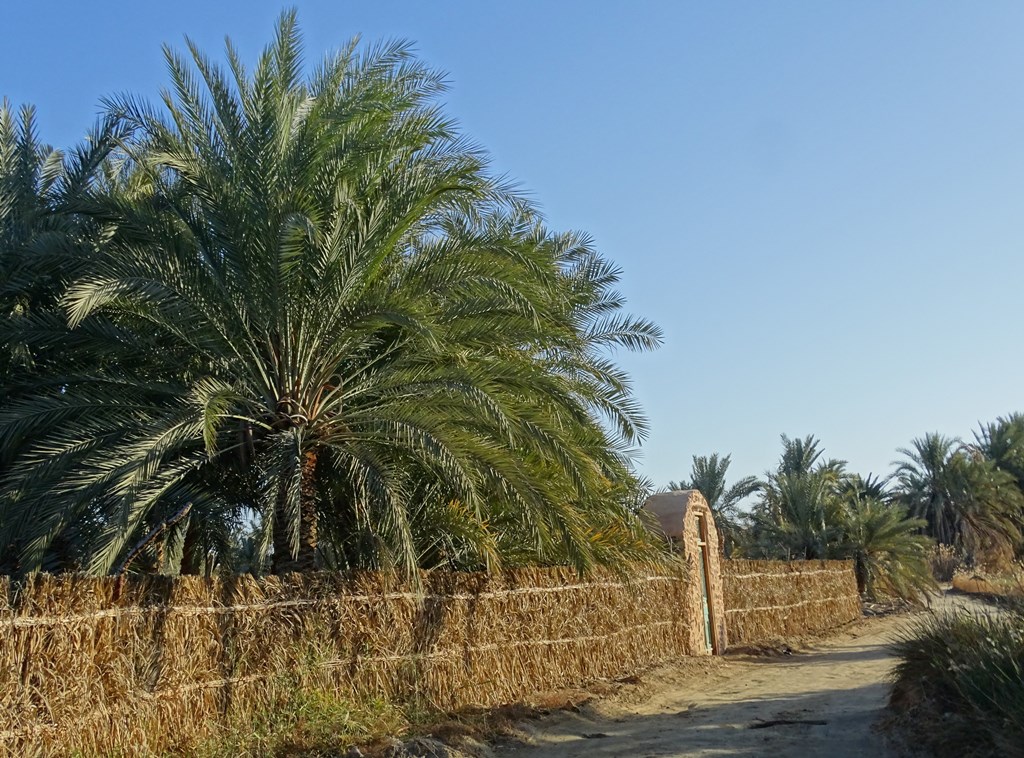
xmin=930 ymin=545 xmax=964 ymax=582
xmin=951 ymin=568 xmax=1024 ymax=599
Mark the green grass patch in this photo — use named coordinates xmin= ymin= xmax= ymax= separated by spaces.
xmin=193 ymin=689 xmax=421 ymax=757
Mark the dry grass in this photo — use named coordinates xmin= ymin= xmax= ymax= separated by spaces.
xmin=951 ymin=568 xmax=1024 ymax=599
xmin=930 ymin=545 xmax=964 ymax=582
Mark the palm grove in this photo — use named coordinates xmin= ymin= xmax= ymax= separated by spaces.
xmin=0 ymin=15 xmax=667 ymax=578
xmin=4 ymin=16 xmax=1021 ymax=598
xmin=673 ymin=420 xmax=1024 ymax=600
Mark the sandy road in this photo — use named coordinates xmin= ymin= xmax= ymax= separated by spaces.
xmin=497 ymin=593 xmax=980 ymax=758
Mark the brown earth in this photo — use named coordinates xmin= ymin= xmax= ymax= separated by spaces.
xmin=492 ymin=592 xmax=984 ymax=758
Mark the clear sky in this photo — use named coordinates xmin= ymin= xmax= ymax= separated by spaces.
xmin=4 ymin=2 xmax=1023 ymax=490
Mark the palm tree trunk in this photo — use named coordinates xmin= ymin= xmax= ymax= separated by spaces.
xmin=271 ymin=449 xmax=319 ymax=574
xmin=180 ymin=517 xmax=201 ymax=575
xmin=272 ymin=474 xmax=296 ymax=575
xmin=855 ymin=553 xmax=867 ymax=595
xmin=296 ymin=450 xmax=319 ymax=572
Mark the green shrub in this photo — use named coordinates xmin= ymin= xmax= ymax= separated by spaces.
xmin=890 ymin=603 xmax=1024 ymax=756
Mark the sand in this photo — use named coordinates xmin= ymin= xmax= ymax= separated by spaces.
xmin=496 ymin=592 xmax=984 ymax=758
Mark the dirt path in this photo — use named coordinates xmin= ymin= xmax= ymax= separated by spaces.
xmin=497 ymin=593 xmax=980 ymax=758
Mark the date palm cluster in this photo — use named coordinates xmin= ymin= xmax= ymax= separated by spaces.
xmin=674 ymin=421 xmax=1024 ymax=601
xmin=0 ymin=13 xmax=664 ymax=578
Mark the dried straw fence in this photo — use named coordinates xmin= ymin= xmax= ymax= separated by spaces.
xmin=0 ymin=567 xmax=694 ymax=756
xmin=722 ymin=560 xmax=861 ymax=645
xmin=0 ymin=560 xmax=859 ymax=755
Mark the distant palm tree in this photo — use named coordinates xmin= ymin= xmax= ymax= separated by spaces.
xmin=668 ymin=453 xmax=758 ymax=556
xmin=894 ymin=433 xmax=960 ymax=545
xmin=751 ymin=470 xmax=842 ymax=560
xmin=0 ymin=100 xmax=123 ymax=399
xmin=778 ymin=433 xmax=846 ymax=481
xmin=974 ymin=413 xmax=1024 ymax=492
xmin=837 ymin=472 xmax=892 ymax=504
xmin=837 ymin=494 xmax=933 ymax=599
xmin=745 ymin=434 xmax=939 ymax=600
xmin=971 ymin=413 xmax=1024 ymax=558
xmin=895 ymin=433 xmax=1021 ymax=563
xmin=777 ymin=434 xmax=823 ymax=477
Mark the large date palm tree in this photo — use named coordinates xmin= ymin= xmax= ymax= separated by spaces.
xmin=0 ymin=13 xmax=662 ymax=576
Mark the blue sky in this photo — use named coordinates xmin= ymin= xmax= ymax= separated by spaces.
xmin=4 ymin=2 xmax=1023 ymax=491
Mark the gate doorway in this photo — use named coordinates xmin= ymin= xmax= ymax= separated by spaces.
xmin=696 ymin=514 xmax=716 ymax=653
xmin=641 ymin=489 xmax=726 ymax=655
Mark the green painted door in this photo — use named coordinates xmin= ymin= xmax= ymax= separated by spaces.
xmin=696 ymin=517 xmax=713 ymax=652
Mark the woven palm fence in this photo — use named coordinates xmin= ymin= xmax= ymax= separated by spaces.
xmin=722 ymin=560 xmax=860 ymax=645
xmin=0 ymin=559 xmax=860 ymax=755
xmin=0 ymin=567 xmax=694 ymax=756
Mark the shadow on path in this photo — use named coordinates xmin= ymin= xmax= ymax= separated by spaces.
xmin=500 ymin=683 xmax=890 ymax=758
xmin=497 ymin=613 xmax=911 ymax=758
